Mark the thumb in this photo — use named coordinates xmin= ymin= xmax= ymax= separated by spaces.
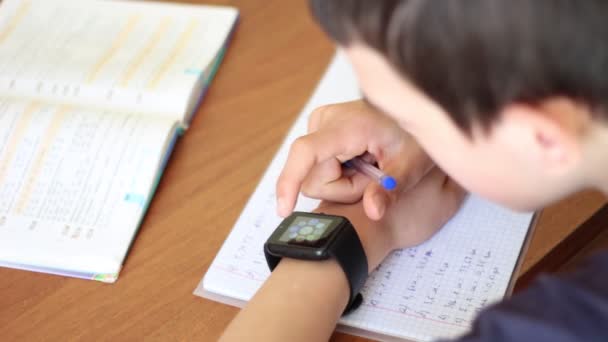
xmin=362 ymin=149 xmax=434 ymax=221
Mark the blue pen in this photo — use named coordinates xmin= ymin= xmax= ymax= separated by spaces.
xmin=344 ymin=156 xmax=397 ymax=190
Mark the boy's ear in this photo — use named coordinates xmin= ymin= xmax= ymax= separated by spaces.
xmin=494 ymin=99 xmax=587 ymax=172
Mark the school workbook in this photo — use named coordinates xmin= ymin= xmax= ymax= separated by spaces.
xmin=0 ymin=0 xmax=238 ymax=282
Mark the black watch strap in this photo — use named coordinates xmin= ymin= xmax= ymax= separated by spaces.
xmin=265 ymin=215 xmax=368 ymax=315
xmin=328 ymin=219 xmax=368 ymax=314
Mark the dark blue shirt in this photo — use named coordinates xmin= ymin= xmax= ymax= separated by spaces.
xmin=451 ymin=251 xmax=608 ymax=342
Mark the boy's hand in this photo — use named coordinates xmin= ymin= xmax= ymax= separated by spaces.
xmin=277 ymin=100 xmax=433 ymax=220
xmin=316 ymin=168 xmax=466 ymax=271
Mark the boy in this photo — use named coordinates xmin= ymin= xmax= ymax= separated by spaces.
xmin=221 ymin=1 xmax=608 ymax=341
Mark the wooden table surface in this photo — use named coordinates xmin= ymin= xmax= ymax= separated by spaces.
xmin=1 ymin=1 xmax=606 ymax=341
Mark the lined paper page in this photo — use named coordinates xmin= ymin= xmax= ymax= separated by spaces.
xmin=0 ymin=98 xmax=176 ymax=279
xmin=197 ymin=52 xmax=534 ymax=341
xmin=0 ymin=0 xmax=237 ymax=118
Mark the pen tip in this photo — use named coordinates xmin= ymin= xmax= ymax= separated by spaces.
xmin=382 ymin=177 xmax=397 ymax=191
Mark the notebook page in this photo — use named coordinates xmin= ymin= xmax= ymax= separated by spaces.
xmin=0 ymin=0 xmax=237 ymax=120
xmin=197 ymin=52 xmax=534 ymax=341
xmin=0 ymin=98 xmax=177 ymax=281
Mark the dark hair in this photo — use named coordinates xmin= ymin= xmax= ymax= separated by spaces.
xmin=309 ymin=0 xmax=608 ymax=132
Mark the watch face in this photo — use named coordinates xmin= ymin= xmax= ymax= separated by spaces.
xmin=271 ymin=213 xmax=343 ymax=249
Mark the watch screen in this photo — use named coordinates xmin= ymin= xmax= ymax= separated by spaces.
xmin=279 ymin=215 xmax=335 ymax=245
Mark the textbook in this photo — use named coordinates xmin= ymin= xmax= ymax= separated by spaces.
xmin=196 ymin=52 xmax=537 ymax=342
xmin=0 ymin=0 xmax=238 ymax=282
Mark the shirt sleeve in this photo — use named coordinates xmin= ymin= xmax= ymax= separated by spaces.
xmin=445 ymin=252 xmax=608 ymax=342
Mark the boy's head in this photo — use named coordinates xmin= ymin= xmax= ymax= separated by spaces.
xmin=310 ymin=0 xmax=608 ymax=210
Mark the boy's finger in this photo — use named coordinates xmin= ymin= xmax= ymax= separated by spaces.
xmin=276 ymin=129 xmax=367 ymax=217
xmin=362 ymin=150 xmax=434 ymax=220
xmin=362 ymin=189 xmax=388 ymax=221
xmin=302 ymin=158 xmax=343 ymax=192
xmin=303 ymin=172 xmax=371 ymax=203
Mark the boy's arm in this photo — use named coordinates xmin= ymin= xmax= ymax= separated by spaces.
xmin=220 ymin=168 xmax=465 ymax=342
xmin=219 ymin=203 xmax=388 ymax=342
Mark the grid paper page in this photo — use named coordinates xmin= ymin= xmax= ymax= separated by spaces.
xmin=197 ymin=52 xmax=534 ymax=341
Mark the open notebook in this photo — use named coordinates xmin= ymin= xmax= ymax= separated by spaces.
xmin=0 ymin=0 xmax=238 ymax=282
xmin=197 ymin=52 xmax=536 ymax=341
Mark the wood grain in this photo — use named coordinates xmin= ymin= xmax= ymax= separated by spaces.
xmin=0 ymin=1 xmax=605 ymax=341
xmin=559 ymin=208 xmax=608 ymax=272
xmin=515 ymin=203 xmax=608 ymax=289
xmin=521 ymin=190 xmax=606 ymax=274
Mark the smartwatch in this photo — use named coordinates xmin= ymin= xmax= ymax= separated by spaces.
xmin=264 ymin=212 xmax=368 ymax=315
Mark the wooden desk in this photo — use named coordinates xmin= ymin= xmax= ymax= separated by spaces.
xmin=1 ymin=1 xmax=605 ymax=341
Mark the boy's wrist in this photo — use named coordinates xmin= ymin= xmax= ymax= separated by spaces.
xmin=352 ymin=216 xmax=393 ymax=273
xmin=314 ymin=202 xmax=393 ymax=273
